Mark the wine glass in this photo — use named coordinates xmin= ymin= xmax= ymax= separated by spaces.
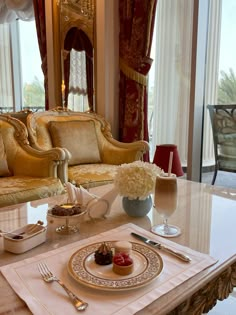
xmin=151 ymin=174 xmax=181 ymax=237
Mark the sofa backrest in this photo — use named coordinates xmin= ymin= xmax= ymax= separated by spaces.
xmin=27 ymin=110 xmax=115 ymax=162
xmin=27 ymin=110 xmax=149 ymax=165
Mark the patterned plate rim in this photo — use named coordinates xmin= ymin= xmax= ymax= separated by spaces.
xmin=67 ymin=241 xmax=163 ymax=291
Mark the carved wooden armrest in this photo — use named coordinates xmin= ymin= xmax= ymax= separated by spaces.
xmin=168 ymin=261 xmax=236 ymax=315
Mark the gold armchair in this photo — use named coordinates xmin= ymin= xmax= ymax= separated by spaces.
xmin=27 ymin=110 xmax=150 ymax=188
xmin=0 ymin=115 xmax=65 ymax=206
xmin=207 ymin=104 xmax=236 ymax=184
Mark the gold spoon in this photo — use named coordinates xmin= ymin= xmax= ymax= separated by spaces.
xmin=26 ymin=220 xmax=44 ymax=234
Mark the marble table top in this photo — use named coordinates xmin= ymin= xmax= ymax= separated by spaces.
xmin=0 ymin=179 xmax=236 ymax=314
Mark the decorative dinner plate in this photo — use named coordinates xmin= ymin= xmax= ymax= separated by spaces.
xmin=67 ymin=241 xmax=163 ymax=291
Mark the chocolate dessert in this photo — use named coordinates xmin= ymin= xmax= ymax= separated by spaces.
xmin=94 ymin=242 xmax=113 ymax=265
xmin=51 ymin=204 xmax=82 ymax=216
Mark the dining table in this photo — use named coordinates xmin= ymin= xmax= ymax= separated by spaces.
xmin=0 ymin=178 xmax=236 ymax=315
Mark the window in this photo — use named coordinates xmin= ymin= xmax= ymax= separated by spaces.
xmin=217 ymin=0 xmax=236 ymax=104
xmin=19 ymin=20 xmax=45 ymax=111
xmin=0 ymin=19 xmax=44 ymax=112
xmin=149 ymin=0 xmax=236 ymax=185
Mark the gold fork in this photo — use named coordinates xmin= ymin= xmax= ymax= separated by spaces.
xmin=38 ymin=262 xmax=88 ymax=311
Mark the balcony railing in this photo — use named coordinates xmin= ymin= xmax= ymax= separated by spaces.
xmin=0 ymin=106 xmax=45 ymax=113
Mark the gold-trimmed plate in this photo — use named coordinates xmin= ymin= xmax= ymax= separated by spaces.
xmin=67 ymin=241 xmax=163 ymax=291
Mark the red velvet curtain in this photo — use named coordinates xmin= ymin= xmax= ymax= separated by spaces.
xmin=64 ymin=28 xmax=94 ymax=110
xmin=33 ymin=0 xmax=48 ymax=110
xmin=119 ymin=0 xmax=157 ymax=160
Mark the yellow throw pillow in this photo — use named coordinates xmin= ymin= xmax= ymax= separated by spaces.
xmin=48 ymin=120 xmax=101 ymax=166
xmin=0 ymin=134 xmax=11 ymax=176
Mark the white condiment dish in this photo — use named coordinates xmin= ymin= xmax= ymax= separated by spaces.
xmin=3 ymin=224 xmax=46 ymax=254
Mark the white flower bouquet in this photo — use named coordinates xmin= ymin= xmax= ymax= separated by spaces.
xmin=114 ymin=161 xmax=163 ymax=200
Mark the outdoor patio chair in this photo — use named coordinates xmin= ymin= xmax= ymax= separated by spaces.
xmin=207 ymin=104 xmax=236 ymax=184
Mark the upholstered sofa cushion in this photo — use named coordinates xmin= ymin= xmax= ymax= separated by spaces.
xmin=0 ymin=176 xmax=65 ymax=207
xmin=48 ymin=120 xmax=101 ymax=166
xmin=0 ymin=134 xmax=11 ymax=177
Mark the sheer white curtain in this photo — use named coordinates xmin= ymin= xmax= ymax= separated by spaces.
xmin=0 ymin=23 xmax=14 ymax=111
xmin=0 ymin=0 xmax=34 ymax=23
xmin=150 ymin=0 xmax=220 ymax=235
xmin=69 ymin=49 xmax=87 ymax=95
xmin=68 ymin=49 xmax=89 ymax=111
xmin=149 ymin=0 xmax=193 ymax=164
xmin=149 ymin=0 xmax=220 ymax=167
xmin=203 ymin=0 xmax=222 ymax=167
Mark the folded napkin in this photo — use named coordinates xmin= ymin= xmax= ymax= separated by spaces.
xmin=65 ymin=182 xmax=118 ymax=219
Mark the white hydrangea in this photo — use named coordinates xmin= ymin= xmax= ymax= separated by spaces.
xmin=114 ymin=161 xmax=163 ymax=200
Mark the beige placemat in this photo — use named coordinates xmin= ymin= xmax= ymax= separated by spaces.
xmin=0 ymin=223 xmax=217 ymax=315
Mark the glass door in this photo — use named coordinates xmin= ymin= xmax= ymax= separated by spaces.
xmin=202 ymin=0 xmax=236 ymax=188
xmin=148 ymin=0 xmax=236 ymax=188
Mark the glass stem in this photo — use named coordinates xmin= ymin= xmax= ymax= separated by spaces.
xmin=163 ymin=218 xmax=169 ymax=234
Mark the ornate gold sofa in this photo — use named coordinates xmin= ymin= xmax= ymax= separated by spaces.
xmin=27 ymin=110 xmax=150 ymax=187
xmin=0 ymin=115 xmax=65 ymax=207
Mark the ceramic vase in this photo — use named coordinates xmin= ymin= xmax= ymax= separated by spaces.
xmin=122 ymin=195 xmax=152 ymax=217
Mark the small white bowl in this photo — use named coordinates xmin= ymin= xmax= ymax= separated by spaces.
xmin=3 ymin=224 xmax=46 ymax=254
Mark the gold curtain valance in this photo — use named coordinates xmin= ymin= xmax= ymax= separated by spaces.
xmin=119 ymin=58 xmax=147 ymax=86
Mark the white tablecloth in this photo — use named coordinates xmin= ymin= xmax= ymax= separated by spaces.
xmin=0 ymin=223 xmax=217 ymax=315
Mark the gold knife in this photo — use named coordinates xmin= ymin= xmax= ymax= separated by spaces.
xmin=131 ymin=232 xmax=191 ymax=262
